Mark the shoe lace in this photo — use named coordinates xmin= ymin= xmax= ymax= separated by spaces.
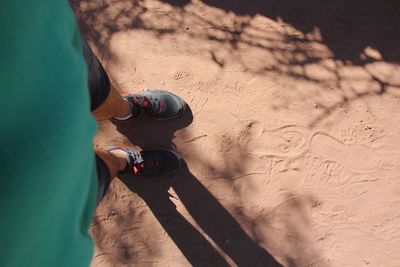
xmin=131 ymin=95 xmax=164 ymax=115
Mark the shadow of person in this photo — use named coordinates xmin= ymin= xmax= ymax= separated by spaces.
xmin=119 ymin=169 xmax=231 ymax=266
xmin=114 ymin=106 xmax=281 ymax=266
xmin=120 ymin=162 xmax=281 ymax=266
xmin=173 ymin=162 xmax=281 ymax=266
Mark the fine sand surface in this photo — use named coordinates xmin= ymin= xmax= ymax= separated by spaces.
xmin=73 ymin=1 xmax=400 ymax=266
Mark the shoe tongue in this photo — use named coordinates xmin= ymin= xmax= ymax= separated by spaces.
xmin=128 ymin=151 xmax=144 ymax=166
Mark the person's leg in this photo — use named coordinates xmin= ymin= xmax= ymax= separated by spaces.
xmin=84 ymin=41 xmax=186 ymax=122
xmin=94 ymin=147 xmax=182 ymax=202
xmin=83 ymin=41 xmax=132 ymax=121
xmin=95 ymin=148 xmax=128 ymax=178
xmin=103 ymin=147 xmax=182 ymax=177
xmin=92 ymin=87 xmax=187 ymax=121
xmin=94 ymin=148 xmax=128 ymax=202
xmin=91 ymin=84 xmax=132 ymax=121
xmin=95 ymin=147 xmax=182 ymax=179
xmin=84 ymin=42 xmax=185 ymax=203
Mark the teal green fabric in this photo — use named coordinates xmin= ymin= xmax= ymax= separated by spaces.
xmin=0 ymin=1 xmax=98 ymax=266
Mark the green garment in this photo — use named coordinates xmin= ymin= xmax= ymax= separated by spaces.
xmin=0 ymin=1 xmax=98 ymax=266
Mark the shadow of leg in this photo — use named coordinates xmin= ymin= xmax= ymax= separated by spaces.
xmin=121 ymin=176 xmax=231 ymax=267
xmin=114 ymin=103 xmax=279 ymax=265
xmin=171 ymin=163 xmax=282 ymax=267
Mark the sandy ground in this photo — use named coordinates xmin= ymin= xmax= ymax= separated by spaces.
xmin=73 ymin=0 xmax=400 ymax=266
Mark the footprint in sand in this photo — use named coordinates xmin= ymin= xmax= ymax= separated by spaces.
xmin=309 ymin=132 xmax=381 ymax=172
xmin=238 ymin=121 xmax=309 ymax=156
xmin=174 ymin=70 xmax=192 ymax=80
xmin=321 ymin=226 xmax=384 ymax=265
xmin=302 ymin=154 xmax=349 ymax=187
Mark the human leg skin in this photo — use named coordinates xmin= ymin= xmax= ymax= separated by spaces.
xmin=95 ymin=148 xmax=128 ymax=178
xmin=91 ymin=84 xmax=132 ymax=121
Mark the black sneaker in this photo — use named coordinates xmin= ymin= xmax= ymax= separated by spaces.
xmin=123 ymin=90 xmax=186 ymax=119
xmin=107 ymin=147 xmax=182 ymax=177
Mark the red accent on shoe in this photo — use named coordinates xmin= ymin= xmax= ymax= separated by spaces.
xmin=133 ymin=162 xmax=145 ymax=174
xmin=133 ymin=166 xmax=139 ymax=174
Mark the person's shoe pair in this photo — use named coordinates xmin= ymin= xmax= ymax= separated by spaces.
xmin=111 ymin=90 xmax=185 ymax=177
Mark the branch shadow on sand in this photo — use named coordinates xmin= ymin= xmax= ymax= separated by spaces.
xmin=73 ymin=0 xmax=400 ymax=128
xmin=73 ymin=1 xmax=398 ymax=265
xmin=113 ymin=107 xmax=282 ymax=266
